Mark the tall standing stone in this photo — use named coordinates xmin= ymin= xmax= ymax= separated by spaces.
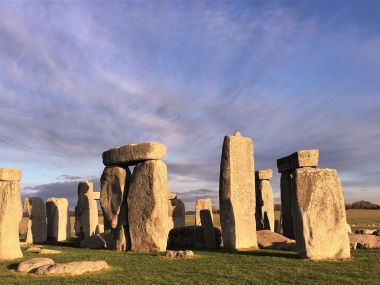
xmin=219 ymin=131 xmax=257 ymax=249
xmin=168 ymin=194 xmax=185 ymax=230
xmin=128 ymin=160 xmax=169 ymax=252
xmin=24 ymin=197 xmax=47 ymax=244
xmin=195 ymin=199 xmax=213 ymax=226
xmin=200 ymin=209 xmax=217 ymax=249
xmin=46 ymin=198 xmax=70 ymax=241
xmin=75 ymin=181 xmax=99 ymax=241
xmin=0 ymin=168 xmax=23 ymax=260
xmin=291 ymin=167 xmax=350 ymax=260
xmin=255 ymin=169 xmax=274 ymax=231
xmin=100 ymin=166 xmax=130 ymax=251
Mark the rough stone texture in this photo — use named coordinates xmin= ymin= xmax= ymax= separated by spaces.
xmin=26 ymin=247 xmax=42 ymax=253
xmin=219 ymin=132 xmax=257 ymax=249
xmin=346 ymin=224 xmax=352 ymax=233
xmin=291 ymin=168 xmax=350 ymax=260
xmin=255 ymin=169 xmax=273 ymax=180
xmin=349 ymin=233 xmax=380 ymax=249
xmin=0 ymin=179 xmax=23 ymax=260
xmin=167 ymin=226 xmax=222 ymax=249
xmin=168 ymin=198 xmax=185 ymax=230
xmin=168 ymin=192 xmax=177 ymax=200
xmin=0 ymin=168 xmax=22 ymax=182
xmin=100 ymin=166 xmax=131 ymax=251
xmin=46 ymin=198 xmax=70 ymax=241
xmin=102 ymin=142 xmax=167 ymax=166
xmin=280 ymin=172 xmax=294 ymax=239
xmin=17 ymin=258 xmax=54 ymax=273
xmin=74 ymin=182 xmax=99 ymax=241
xmin=166 ymin=250 xmax=194 ymax=258
xmin=195 ymin=199 xmax=213 ymax=226
xmin=257 ymin=230 xmax=296 ymax=251
xmin=39 ymin=249 xmax=61 ymax=255
xmin=128 ymin=160 xmax=169 ymax=252
xmin=355 ymin=229 xmax=376 ymax=235
xmin=92 ymin=192 xmax=100 ymax=200
xmin=35 ymin=260 xmax=109 ymax=276
xmin=255 ymin=180 xmax=275 ymax=231
xmin=24 ymin=197 xmax=47 ymax=244
xmin=200 ymin=209 xmax=217 ymax=249
xmin=277 ymin=150 xmax=319 ymax=173
xmin=80 ymin=234 xmax=107 ymax=249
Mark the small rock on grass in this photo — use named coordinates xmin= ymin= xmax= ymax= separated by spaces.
xmin=166 ymin=250 xmax=194 ymax=258
xmin=17 ymin=258 xmax=54 ymax=273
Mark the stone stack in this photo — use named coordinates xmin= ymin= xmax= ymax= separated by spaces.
xmin=255 ymin=169 xmax=274 ymax=231
xmin=219 ymin=131 xmax=257 ymax=249
xmin=195 ymin=198 xmax=213 ymax=226
xmin=277 ymin=150 xmax=350 ymax=260
xmin=24 ymin=197 xmax=47 ymax=244
xmin=74 ymin=181 xmax=99 ymax=241
xmin=101 ymin=141 xmax=170 ymax=252
xmin=0 ymin=168 xmax=23 ymax=260
xmin=168 ymin=193 xmax=185 ymax=230
xmin=46 ymin=198 xmax=70 ymax=242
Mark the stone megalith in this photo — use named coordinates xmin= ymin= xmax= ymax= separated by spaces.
xmin=0 ymin=168 xmax=23 ymax=260
xmin=255 ymin=169 xmax=274 ymax=231
xmin=100 ymin=166 xmax=130 ymax=251
xmin=74 ymin=181 xmax=98 ymax=241
xmin=128 ymin=160 xmax=169 ymax=252
xmin=24 ymin=197 xmax=47 ymax=244
xmin=219 ymin=131 xmax=257 ymax=249
xmin=291 ymin=167 xmax=350 ymax=260
xmin=168 ymin=194 xmax=185 ymax=230
xmin=200 ymin=209 xmax=217 ymax=249
xmin=46 ymin=198 xmax=70 ymax=241
xmin=195 ymin=199 xmax=213 ymax=226
xmin=277 ymin=150 xmax=319 ymax=239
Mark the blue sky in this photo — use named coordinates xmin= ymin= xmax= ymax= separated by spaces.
xmin=0 ymin=1 xmax=379 ymax=210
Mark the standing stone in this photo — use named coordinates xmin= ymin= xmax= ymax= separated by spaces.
xmin=219 ymin=132 xmax=257 ymax=249
xmin=168 ymin=195 xmax=185 ymax=230
xmin=46 ymin=198 xmax=70 ymax=241
xmin=100 ymin=166 xmax=130 ymax=251
xmin=280 ymin=172 xmax=294 ymax=238
xmin=102 ymin=142 xmax=167 ymax=166
xmin=0 ymin=168 xmax=23 ymax=260
xmin=277 ymin=150 xmax=319 ymax=173
xmin=24 ymin=197 xmax=47 ymax=244
xmin=291 ymin=167 xmax=350 ymax=260
xmin=200 ymin=209 xmax=217 ymax=249
xmin=128 ymin=160 xmax=169 ymax=252
xmin=74 ymin=182 xmax=98 ymax=241
xmin=255 ymin=169 xmax=274 ymax=231
xmin=195 ymin=199 xmax=213 ymax=226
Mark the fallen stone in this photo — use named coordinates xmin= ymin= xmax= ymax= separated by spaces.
xmin=26 ymin=247 xmax=42 ymax=253
xmin=374 ymin=230 xmax=380 ymax=237
xmin=35 ymin=260 xmax=109 ymax=276
xmin=291 ymin=168 xmax=350 ymax=260
xmin=255 ymin=180 xmax=274 ymax=231
xmin=0 ymin=175 xmax=23 ymax=260
xmin=102 ymin=142 xmax=167 ymax=166
xmin=80 ymin=234 xmax=107 ymax=249
xmin=195 ymin=199 xmax=213 ymax=226
xmin=277 ymin=150 xmax=319 ymax=173
xmin=46 ymin=198 xmax=70 ymax=241
xmin=17 ymin=258 xmax=54 ymax=273
xmin=349 ymin=233 xmax=380 ymax=249
xmin=168 ymin=226 xmax=222 ymax=249
xmin=255 ymin=169 xmax=273 ymax=180
xmin=257 ymin=230 xmax=296 ymax=251
xmin=24 ymin=197 xmax=47 ymax=244
xmin=219 ymin=132 xmax=257 ymax=249
xmin=355 ymin=229 xmax=376 ymax=235
xmin=0 ymin=168 xmax=22 ymax=182
xmin=128 ymin=160 xmax=169 ymax=252
xmin=166 ymin=250 xmax=194 ymax=258
xmin=39 ymin=249 xmax=62 ymax=255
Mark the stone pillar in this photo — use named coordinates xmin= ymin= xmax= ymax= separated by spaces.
xmin=75 ymin=181 xmax=99 ymax=241
xmin=46 ymin=198 xmax=70 ymax=241
xmin=128 ymin=160 xmax=169 ymax=252
xmin=168 ymin=193 xmax=185 ymax=230
xmin=24 ymin=197 xmax=47 ymax=244
xmin=219 ymin=131 xmax=257 ymax=249
xmin=255 ymin=169 xmax=274 ymax=231
xmin=200 ymin=209 xmax=217 ymax=249
xmin=0 ymin=168 xmax=23 ymax=260
xmin=100 ymin=166 xmax=130 ymax=251
xmin=195 ymin=198 xmax=213 ymax=226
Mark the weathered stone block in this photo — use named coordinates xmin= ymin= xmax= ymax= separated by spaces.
xmin=0 ymin=168 xmax=22 ymax=182
xmin=167 ymin=226 xmax=222 ymax=249
xmin=128 ymin=160 xmax=169 ymax=252
xmin=102 ymin=142 xmax=167 ymax=166
xmin=46 ymin=198 xmax=70 ymax=241
xmin=280 ymin=172 xmax=294 ymax=239
xmin=195 ymin=198 xmax=213 ymax=226
xmin=277 ymin=150 xmax=319 ymax=173
xmin=255 ymin=169 xmax=272 ymax=180
xmin=219 ymin=132 xmax=257 ymax=249
xmin=291 ymin=168 xmax=350 ymax=260
xmin=168 ymin=198 xmax=185 ymax=230
xmin=255 ymin=180 xmax=274 ymax=231
xmin=200 ymin=209 xmax=217 ymax=249
xmin=24 ymin=197 xmax=47 ymax=244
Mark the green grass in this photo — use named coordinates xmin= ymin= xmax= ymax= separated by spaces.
xmin=2 ymin=243 xmax=380 ymax=284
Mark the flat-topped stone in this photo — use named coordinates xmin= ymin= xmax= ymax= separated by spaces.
xmin=277 ymin=150 xmax=319 ymax=173
xmin=102 ymin=142 xmax=167 ymax=166
xmin=255 ymin=169 xmax=272 ymax=180
xmin=0 ymin=168 xmax=22 ymax=182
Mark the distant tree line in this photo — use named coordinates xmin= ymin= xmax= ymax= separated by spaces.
xmin=345 ymin=200 xmax=380 ymax=210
